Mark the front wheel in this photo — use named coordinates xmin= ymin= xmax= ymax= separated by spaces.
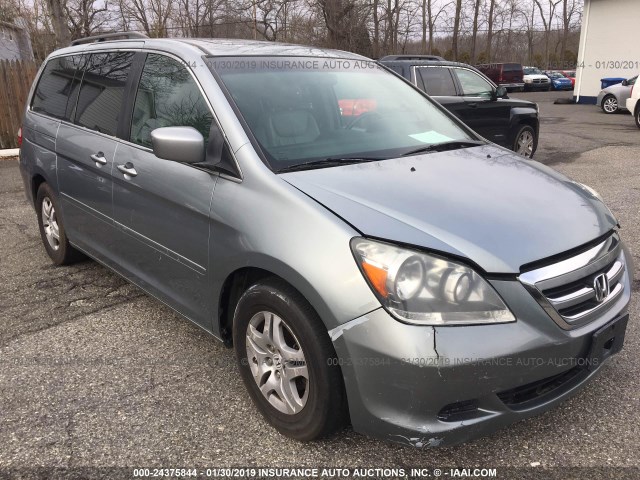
xmin=602 ymin=94 xmax=619 ymax=114
xmin=635 ymin=105 xmax=640 ymax=129
xmin=233 ymin=278 xmax=347 ymax=441
xmin=513 ymin=125 xmax=537 ymax=159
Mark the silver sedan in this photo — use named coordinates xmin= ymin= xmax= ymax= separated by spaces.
xmin=597 ymin=76 xmax=638 ymax=114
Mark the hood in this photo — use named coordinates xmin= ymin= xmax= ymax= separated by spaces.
xmin=553 ymin=77 xmax=572 ymax=83
xmin=524 ymin=74 xmax=549 ymax=80
xmin=282 ymin=145 xmax=617 ymax=273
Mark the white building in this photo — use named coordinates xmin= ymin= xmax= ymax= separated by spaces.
xmin=574 ymin=0 xmax=640 ymax=103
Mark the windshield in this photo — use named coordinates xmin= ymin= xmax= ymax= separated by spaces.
xmin=524 ymin=67 xmax=543 ymax=75
xmin=207 ymin=56 xmax=476 ymax=171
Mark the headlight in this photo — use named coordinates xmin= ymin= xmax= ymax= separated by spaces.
xmin=524 ymin=78 xmax=533 ymax=83
xmin=351 ymin=238 xmax=516 ymax=325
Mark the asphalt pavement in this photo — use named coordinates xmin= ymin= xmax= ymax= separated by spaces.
xmin=1 ymin=91 xmax=639 ymax=478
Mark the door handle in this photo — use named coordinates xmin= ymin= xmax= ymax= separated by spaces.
xmin=468 ymin=102 xmax=478 ymax=108
xmin=117 ymin=162 xmax=138 ymax=178
xmin=90 ymin=152 xmax=107 ymax=165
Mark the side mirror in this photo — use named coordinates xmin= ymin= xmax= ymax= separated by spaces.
xmin=151 ymin=127 xmax=205 ymax=164
xmin=494 ymin=86 xmax=508 ymax=99
xmin=622 ymin=79 xmax=629 ymax=86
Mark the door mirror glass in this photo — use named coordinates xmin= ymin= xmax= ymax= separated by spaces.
xmin=495 ymin=86 xmax=508 ymax=99
xmin=151 ymin=126 xmax=205 ymax=164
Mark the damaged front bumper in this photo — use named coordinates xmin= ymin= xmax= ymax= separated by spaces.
xmin=330 ymin=278 xmax=631 ymax=447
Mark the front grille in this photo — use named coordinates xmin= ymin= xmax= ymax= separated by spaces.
xmin=532 ymin=78 xmax=549 ymax=84
xmin=520 ymin=233 xmax=627 ymax=329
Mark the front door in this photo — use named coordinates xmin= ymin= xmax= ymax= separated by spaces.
xmin=111 ymin=53 xmax=218 ymax=328
xmin=452 ymin=67 xmax=511 ymax=147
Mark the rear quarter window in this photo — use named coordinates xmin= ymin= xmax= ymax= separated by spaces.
xmin=31 ymin=55 xmax=85 ymax=120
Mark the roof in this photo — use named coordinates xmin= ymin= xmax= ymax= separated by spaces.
xmin=55 ymin=36 xmax=368 ymax=60
xmin=378 ymin=58 xmax=479 ymax=70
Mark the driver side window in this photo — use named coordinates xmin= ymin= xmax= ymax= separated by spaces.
xmin=130 ymin=54 xmax=213 ymax=148
xmin=454 ymin=69 xmax=494 ymax=97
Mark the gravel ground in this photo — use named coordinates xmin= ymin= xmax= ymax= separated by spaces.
xmin=1 ymin=92 xmax=639 ymax=478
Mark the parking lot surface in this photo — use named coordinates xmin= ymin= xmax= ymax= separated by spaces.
xmin=1 ymin=91 xmax=639 ymax=475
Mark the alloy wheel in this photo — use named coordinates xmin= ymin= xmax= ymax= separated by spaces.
xmin=516 ymin=130 xmax=535 ymax=158
xmin=41 ymin=197 xmax=60 ymax=251
xmin=245 ymin=310 xmax=309 ymax=415
xmin=603 ymin=97 xmax=618 ymax=113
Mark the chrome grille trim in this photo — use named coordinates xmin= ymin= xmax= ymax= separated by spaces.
xmin=519 ymin=233 xmax=627 ymax=330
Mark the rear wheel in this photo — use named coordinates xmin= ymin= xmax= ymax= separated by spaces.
xmin=513 ymin=125 xmax=537 ymax=159
xmin=36 ymin=183 xmax=83 ymax=265
xmin=602 ymin=94 xmax=619 ymax=114
xmin=233 ymin=278 xmax=347 ymax=441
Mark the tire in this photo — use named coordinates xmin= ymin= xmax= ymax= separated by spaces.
xmin=233 ymin=278 xmax=347 ymax=441
xmin=635 ymin=105 xmax=640 ymax=129
xmin=601 ymin=94 xmax=619 ymax=114
xmin=36 ymin=183 xmax=84 ymax=265
xmin=513 ymin=125 xmax=537 ymax=159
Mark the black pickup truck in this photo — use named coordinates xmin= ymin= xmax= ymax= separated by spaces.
xmin=378 ymin=55 xmax=540 ymax=158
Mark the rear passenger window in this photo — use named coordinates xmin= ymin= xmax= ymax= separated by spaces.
xmin=416 ymin=67 xmax=457 ymax=96
xmin=75 ymin=52 xmax=134 ymax=136
xmin=31 ymin=55 xmax=86 ymax=120
xmin=130 ymin=54 xmax=213 ymax=148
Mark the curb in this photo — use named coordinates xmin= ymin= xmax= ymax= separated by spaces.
xmin=0 ymin=149 xmax=19 ymax=158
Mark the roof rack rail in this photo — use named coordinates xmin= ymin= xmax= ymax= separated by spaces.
xmin=379 ymin=54 xmax=445 ymax=61
xmin=70 ymin=31 xmax=148 ymax=46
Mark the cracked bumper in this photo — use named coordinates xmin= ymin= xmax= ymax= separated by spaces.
xmin=331 ymin=279 xmax=630 ymax=447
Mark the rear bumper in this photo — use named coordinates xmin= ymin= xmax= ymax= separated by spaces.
xmin=18 ymin=153 xmax=33 ymax=208
xmin=332 ymin=273 xmax=632 ymax=447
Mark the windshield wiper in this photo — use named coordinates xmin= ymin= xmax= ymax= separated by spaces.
xmin=401 ymin=140 xmax=485 ymax=157
xmin=278 ymin=157 xmax=385 ymax=173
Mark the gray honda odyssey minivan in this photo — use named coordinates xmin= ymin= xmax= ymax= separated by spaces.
xmin=19 ymin=33 xmax=633 ymax=447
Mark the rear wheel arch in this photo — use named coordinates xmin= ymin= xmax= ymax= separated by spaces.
xmin=31 ymin=173 xmax=47 ymax=207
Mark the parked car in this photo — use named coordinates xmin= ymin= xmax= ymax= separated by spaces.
xmin=561 ymin=70 xmax=576 ymax=89
xmin=476 ymin=62 xmax=524 ymax=92
xmin=547 ymin=72 xmax=574 ymax=91
xmin=626 ymin=81 xmax=640 ymax=128
xmin=21 ymin=34 xmax=632 ymax=447
xmin=523 ymin=66 xmax=551 ymax=91
xmin=379 ymin=57 xmax=539 ymax=157
xmin=598 ymin=76 xmax=637 ymax=114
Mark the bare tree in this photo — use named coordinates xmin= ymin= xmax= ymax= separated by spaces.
xmin=119 ymin=0 xmax=173 ymax=37
xmin=450 ymin=0 xmax=462 ymax=60
xmin=65 ymin=0 xmax=110 ymax=39
xmin=45 ymin=0 xmax=71 ymax=46
xmin=469 ymin=0 xmax=482 ymax=63
xmin=534 ymin=0 xmax=561 ymax=68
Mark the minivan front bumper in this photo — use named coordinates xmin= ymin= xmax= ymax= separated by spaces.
xmin=330 ymin=271 xmax=632 ymax=447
